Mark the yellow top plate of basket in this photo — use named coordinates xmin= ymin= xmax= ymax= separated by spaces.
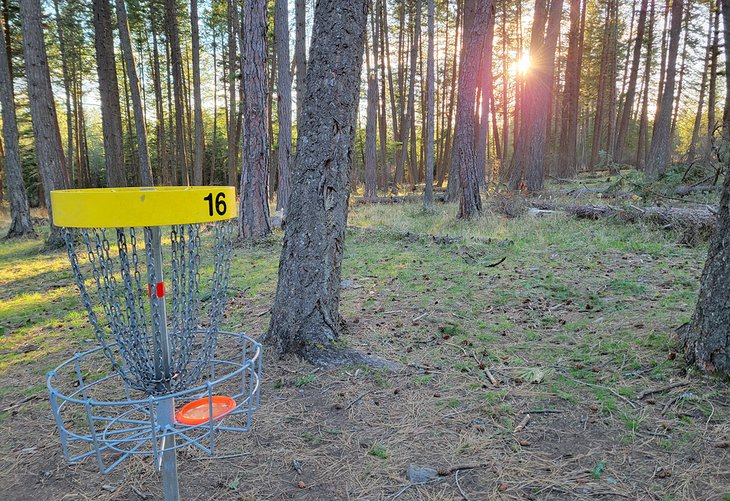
xmin=50 ymin=186 xmax=237 ymax=228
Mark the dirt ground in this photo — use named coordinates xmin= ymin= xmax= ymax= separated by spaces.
xmin=1 ymin=204 xmax=729 ymax=500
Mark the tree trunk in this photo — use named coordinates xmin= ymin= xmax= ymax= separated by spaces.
xmin=670 ymin=1 xmax=691 ymax=137
xmin=52 ymin=0 xmax=74 ymax=186
xmin=474 ymin=6 xmax=495 ymax=188
xmin=266 ymin=0 xmax=369 ymax=365
xmin=443 ymin=0 xmax=462 ymax=195
xmin=615 ymin=0 xmax=647 ymax=163
xmin=275 ymin=0 xmax=293 ymax=212
xmin=0 ymin=15 xmax=34 ymax=238
xmin=687 ymin=6 xmax=713 ymax=163
xmin=680 ymin=0 xmax=730 ymax=375
xmin=115 ymin=0 xmax=153 ymax=186
xmin=151 ymin=23 xmax=169 ymax=185
xmin=707 ymin=0 xmax=720 ymax=137
xmin=92 ymin=0 xmax=126 ymax=188
xmin=453 ymin=0 xmax=492 ymax=218
xmin=227 ymin=0 xmax=238 ymax=188
xmin=364 ymin=19 xmax=377 ymax=199
xmin=509 ymin=0 xmax=563 ymax=192
xmin=19 ymin=0 xmax=69 ymax=246
xmin=239 ymin=0 xmax=271 ymax=240
xmin=424 ymin=0 xmax=435 ymax=208
xmin=375 ymin=0 xmax=388 ymax=189
xmin=558 ymin=0 xmax=586 ymax=177
xmin=395 ymin=0 xmax=421 ymax=187
xmin=165 ymin=0 xmax=188 ymax=185
xmin=295 ymin=0 xmax=307 ymax=125
xmin=645 ymin=0 xmax=683 ymax=177
xmin=191 ymin=0 xmax=204 ymax=185
xmin=636 ymin=0 xmax=656 ymax=167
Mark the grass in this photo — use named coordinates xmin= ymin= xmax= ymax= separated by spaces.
xmin=0 ymin=191 xmax=728 ymax=500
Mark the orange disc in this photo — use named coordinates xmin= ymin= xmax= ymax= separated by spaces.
xmin=175 ymin=396 xmax=236 ymax=425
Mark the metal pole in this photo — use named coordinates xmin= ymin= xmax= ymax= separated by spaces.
xmin=150 ymin=227 xmax=179 ymax=501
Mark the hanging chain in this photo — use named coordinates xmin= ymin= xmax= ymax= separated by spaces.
xmin=63 ymin=221 xmax=235 ymax=396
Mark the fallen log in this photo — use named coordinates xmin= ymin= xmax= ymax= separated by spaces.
xmin=353 ymin=193 xmax=447 ymax=204
xmin=674 ymin=184 xmax=722 ymax=196
xmin=530 ymin=201 xmax=718 ymax=244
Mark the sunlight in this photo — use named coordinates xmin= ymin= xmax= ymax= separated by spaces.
xmin=511 ymin=53 xmax=532 ymax=76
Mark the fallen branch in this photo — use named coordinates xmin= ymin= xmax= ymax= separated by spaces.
xmin=513 ymin=413 xmax=530 ymax=433
xmin=353 ymin=193 xmax=447 ymax=205
xmin=637 ymin=380 xmax=690 ymax=400
xmin=438 ymin=463 xmax=488 ymax=476
xmin=345 ymin=390 xmax=373 ymax=411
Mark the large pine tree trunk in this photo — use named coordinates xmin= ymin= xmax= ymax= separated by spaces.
xmin=680 ymin=0 xmax=730 ymax=375
xmin=165 ymin=0 xmax=188 ymax=185
xmin=509 ymin=0 xmax=563 ymax=192
xmin=424 ymin=0 xmax=435 ymax=207
xmin=645 ymin=0 xmax=683 ymax=177
xmin=687 ymin=8 xmax=713 ymax=163
xmin=191 ymin=0 xmax=204 ymax=185
xmin=52 ymin=0 xmax=74 ymax=185
xmin=707 ymin=0 xmax=720 ymax=137
xmin=364 ymin=24 xmax=378 ymax=199
xmin=452 ymin=0 xmax=492 ymax=218
xmin=19 ymin=0 xmax=68 ymax=247
xmin=275 ymin=0 xmax=292 ymax=212
xmin=0 ymin=15 xmax=34 ymax=238
xmin=114 ymin=0 xmax=152 ymax=186
xmin=615 ymin=0 xmax=647 ymax=163
xmin=636 ymin=0 xmax=656 ymax=167
xmin=92 ymin=0 xmax=126 ymax=188
xmin=227 ymin=0 xmax=238 ymax=188
xmin=266 ymin=0 xmax=368 ymax=365
xmin=395 ymin=0 xmax=421 ymax=187
xmin=474 ymin=7 xmax=495 ymax=188
xmin=295 ymin=0 xmax=307 ymax=125
xmin=558 ymin=0 xmax=586 ymax=177
xmin=239 ymin=0 xmax=271 ymax=239
xmin=151 ymin=23 xmax=169 ymax=184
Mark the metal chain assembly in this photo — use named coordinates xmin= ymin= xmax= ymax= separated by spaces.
xmin=63 ymin=221 xmax=235 ymax=396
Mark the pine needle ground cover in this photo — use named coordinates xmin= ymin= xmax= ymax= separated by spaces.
xmin=0 ymin=201 xmax=728 ymax=500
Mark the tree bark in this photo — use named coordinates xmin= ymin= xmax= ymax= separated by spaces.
xmin=364 ymin=21 xmax=377 ymax=198
xmin=424 ymin=0 xmax=435 ymax=208
xmin=645 ymin=0 xmax=683 ymax=177
xmin=115 ymin=0 xmax=153 ymax=186
xmin=191 ymin=0 xmax=204 ymax=185
xmin=509 ymin=0 xmax=563 ymax=192
xmin=636 ymin=0 xmax=656 ymax=167
xmin=19 ymin=0 xmax=69 ymax=246
xmin=266 ymin=0 xmax=369 ymax=365
xmin=92 ymin=0 xmax=126 ymax=188
xmin=165 ymin=0 xmax=188 ymax=185
xmin=239 ymin=0 xmax=271 ymax=239
xmin=295 ymin=0 xmax=307 ymax=125
xmin=227 ymin=0 xmax=238 ymax=188
xmin=52 ymin=0 xmax=74 ymax=185
xmin=275 ymin=0 xmax=293 ymax=213
xmin=474 ymin=6 xmax=495 ymax=188
xmin=453 ymin=0 xmax=492 ymax=218
xmin=615 ymin=0 xmax=647 ymax=164
xmin=0 ymin=15 xmax=34 ymax=238
xmin=707 ymin=0 xmax=720 ymax=138
xmin=395 ymin=0 xmax=421 ymax=187
xmin=687 ymin=7 xmax=713 ymax=163
xmin=680 ymin=0 xmax=730 ymax=374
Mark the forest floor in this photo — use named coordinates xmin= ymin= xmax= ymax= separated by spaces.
xmin=0 ymin=178 xmax=729 ymax=500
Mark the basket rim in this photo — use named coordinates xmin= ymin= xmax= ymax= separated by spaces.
xmin=50 ymin=186 xmax=237 ymax=228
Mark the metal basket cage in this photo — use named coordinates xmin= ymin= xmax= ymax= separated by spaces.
xmin=47 ymin=331 xmax=261 ymax=474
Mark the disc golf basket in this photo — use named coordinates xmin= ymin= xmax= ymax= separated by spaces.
xmin=47 ymin=187 xmax=262 ymax=501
